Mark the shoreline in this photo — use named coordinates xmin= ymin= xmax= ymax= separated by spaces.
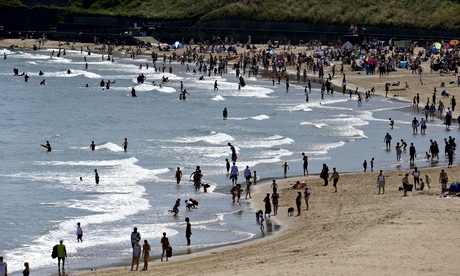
xmin=2 ymin=38 xmax=460 ymax=275
xmin=73 ymin=165 xmax=460 ymax=276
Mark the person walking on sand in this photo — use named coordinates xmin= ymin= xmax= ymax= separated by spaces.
xmin=402 ymin=173 xmax=410 ymax=197
xmin=122 ymin=138 xmax=128 ymax=152
xmin=263 ymin=193 xmax=272 ymax=218
xmin=304 ymin=186 xmax=311 ymax=210
xmin=330 ymin=167 xmax=339 ymax=192
xmin=439 ymin=169 xmax=448 ymax=193
xmin=270 ymin=179 xmax=278 ymax=193
xmin=295 ymin=191 xmax=302 ymax=216
xmin=141 ymin=240 xmax=151 ymax=270
xmin=302 ymin=152 xmax=309 ymax=176
xmin=413 ymin=167 xmax=421 ymax=188
xmin=175 ymin=167 xmax=182 ymax=185
xmin=131 ymin=239 xmax=141 ymax=271
xmin=76 ymin=222 xmax=83 ymax=242
xmin=272 ymin=191 xmax=279 ymax=215
xmin=56 ymin=239 xmax=67 ymax=270
xmin=94 ymin=169 xmax=99 ymax=184
xmin=245 ymin=181 xmax=252 ymax=199
xmin=320 ymin=163 xmax=329 ymax=186
xmin=185 ymin=217 xmax=192 ymax=246
xmin=282 ymin=161 xmax=289 ymax=178
xmin=160 ymin=232 xmax=170 ymax=261
xmin=377 ymin=170 xmax=385 ymax=194
xmin=425 ymin=175 xmax=432 ymax=190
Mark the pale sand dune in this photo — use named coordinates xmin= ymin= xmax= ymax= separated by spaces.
xmin=3 ymin=39 xmax=460 ymax=275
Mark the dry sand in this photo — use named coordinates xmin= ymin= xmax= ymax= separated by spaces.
xmin=2 ymin=38 xmax=460 ymax=275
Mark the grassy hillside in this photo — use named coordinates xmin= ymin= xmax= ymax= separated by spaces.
xmin=5 ymin=0 xmax=460 ymax=30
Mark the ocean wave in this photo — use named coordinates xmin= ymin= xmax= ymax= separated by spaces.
xmin=171 ymin=131 xmax=234 ymax=145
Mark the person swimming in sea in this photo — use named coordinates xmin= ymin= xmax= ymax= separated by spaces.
xmin=41 ymin=141 xmax=51 ymax=151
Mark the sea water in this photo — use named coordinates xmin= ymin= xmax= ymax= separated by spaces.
xmin=0 ymin=47 xmax=456 ymax=274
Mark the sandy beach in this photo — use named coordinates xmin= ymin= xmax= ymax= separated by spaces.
xmin=72 ymin=166 xmax=460 ymax=276
xmin=2 ymin=38 xmax=460 ymax=275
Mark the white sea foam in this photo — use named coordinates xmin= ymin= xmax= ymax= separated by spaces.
xmin=251 ymin=114 xmax=269 ymax=120
xmin=211 ymin=95 xmax=225 ymax=101
xmin=171 ymin=131 xmax=234 ymax=145
xmin=238 ymin=135 xmax=294 ymax=149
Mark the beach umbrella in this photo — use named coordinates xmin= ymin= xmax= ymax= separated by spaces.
xmin=449 ymin=39 xmax=459 ymax=46
xmin=433 ymin=42 xmax=442 ymax=50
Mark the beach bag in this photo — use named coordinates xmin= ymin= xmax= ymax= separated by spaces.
xmin=376 ymin=184 xmax=379 ymax=188
xmin=51 ymin=245 xmax=58 ymax=259
xmin=166 ymin=246 xmax=173 ymax=258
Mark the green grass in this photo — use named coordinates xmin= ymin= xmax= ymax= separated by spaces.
xmin=7 ymin=0 xmax=460 ymax=29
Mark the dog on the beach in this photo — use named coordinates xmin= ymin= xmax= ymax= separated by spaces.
xmin=256 ymin=210 xmax=263 ymax=221
xmin=256 ymin=210 xmax=265 ymax=229
xmin=287 ymin=207 xmax=294 ymax=216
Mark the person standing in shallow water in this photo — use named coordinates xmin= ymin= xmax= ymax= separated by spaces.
xmin=94 ymin=169 xmax=99 ymax=184
xmin=122 ymin=138 xmax=128 ymax=152
xmin=175 ymin=167 xmax=182 ymax=184
xmin=223 ymin=107 xmax=228 ymax=119
xmin=185 ymin=217 xmax=192 ymax=246
xmin=89 ymin=141 xmax=96 ymax=151
xmin=228 ymin=143 xmax=237 ymax=162
xmin=76 ymin=222 xmax=83 ymax=242
xmin=302 ymin=152 xmax=308 ymax=176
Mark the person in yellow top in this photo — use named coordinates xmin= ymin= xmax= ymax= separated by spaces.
xmin=57 ymin=240 xmax=67 ymax=270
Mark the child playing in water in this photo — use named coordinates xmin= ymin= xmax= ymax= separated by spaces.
xmin=225 ymin=159 xmax=230 ymax=173
xmin=282 ymin=161 xmax=289 ymax=178
xmin=425 ymin=152 xmax=431 ymax=160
